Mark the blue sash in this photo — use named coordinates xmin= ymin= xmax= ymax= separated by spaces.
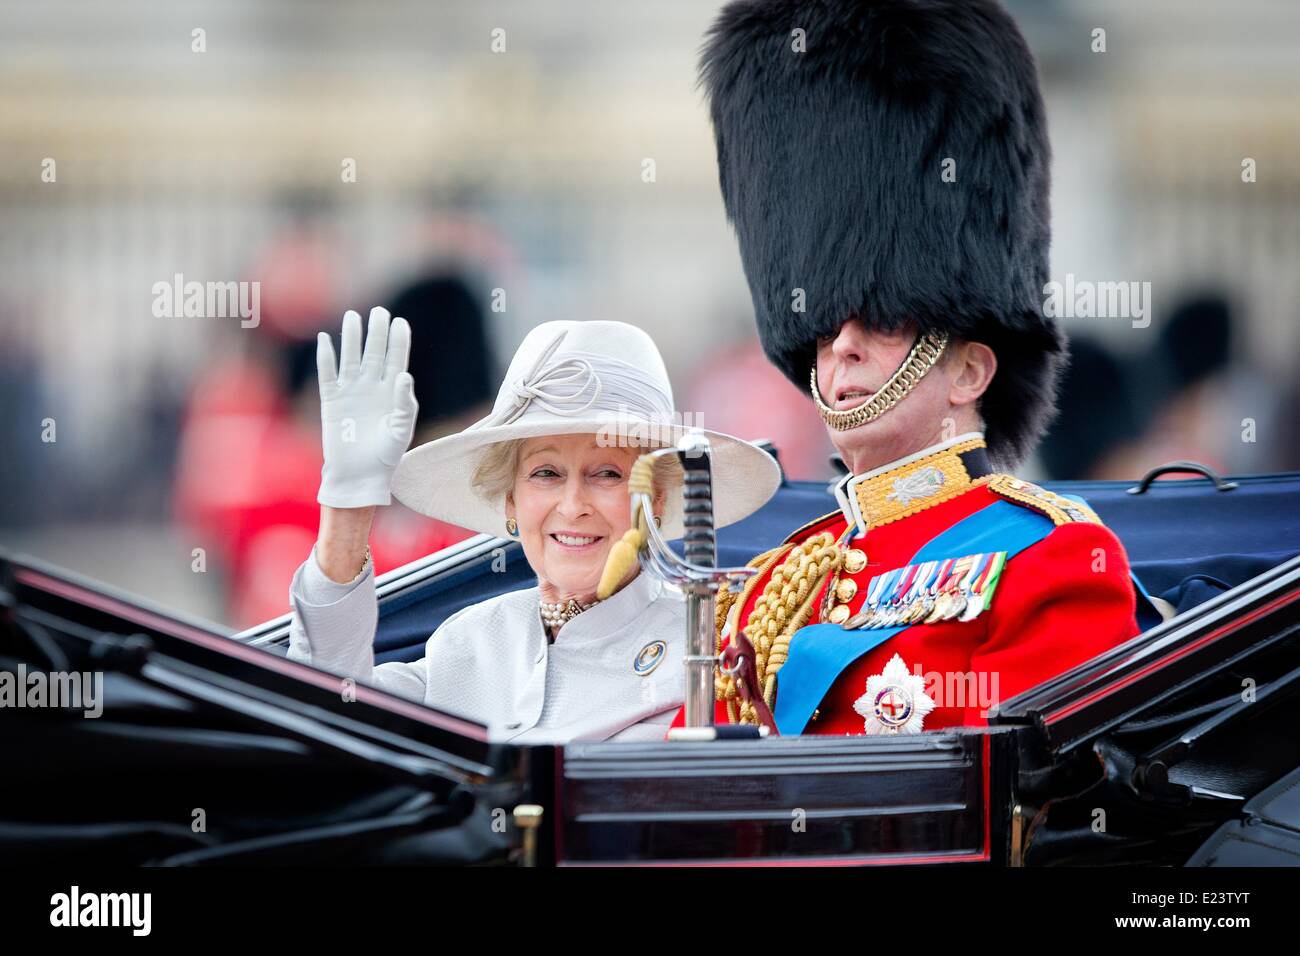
xmin=773 ymin=499 xmax=1056 ymax=735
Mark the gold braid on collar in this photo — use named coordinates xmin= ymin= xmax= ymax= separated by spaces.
xmin=850 ymin=436 xmax=993 ymax=531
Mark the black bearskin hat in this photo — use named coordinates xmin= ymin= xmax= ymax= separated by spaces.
xmin=700 ymin=0 xmax=1061 ymax=466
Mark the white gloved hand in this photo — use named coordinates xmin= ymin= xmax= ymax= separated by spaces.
xmin=316 ymin=306 xmax=419 ymax=509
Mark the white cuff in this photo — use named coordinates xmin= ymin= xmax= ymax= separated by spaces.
xmin=300 ymin=544 xmax=372 ymax=602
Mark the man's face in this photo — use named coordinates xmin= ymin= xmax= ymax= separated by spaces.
xmin=813 ymin=318 xmax=966 ymax=472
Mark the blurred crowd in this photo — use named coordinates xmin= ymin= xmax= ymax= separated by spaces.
xmin=5 ymin=211 xmax=1296 ymax=631
xmin=3 ymin=0 xmax=1299 ymax=628
xmin=168 ymin=221 xmax=500 ymax=624
xmin=1037 ymin=294 xmax=1298 ymax=481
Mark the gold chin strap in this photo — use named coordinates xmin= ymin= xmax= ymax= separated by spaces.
xmin=810 ymin=330 xmax=950 ymax=431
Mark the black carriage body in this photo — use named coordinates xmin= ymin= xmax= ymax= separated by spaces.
xmin=4 ymin=469 xmax=1300 ymax=866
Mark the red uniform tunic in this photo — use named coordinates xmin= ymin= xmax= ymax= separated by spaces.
xmin=670 ymin=438 xmax=1141 ymax=734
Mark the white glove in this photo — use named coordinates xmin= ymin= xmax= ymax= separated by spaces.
xmin=316 ymin=306 xmax=419 ymax=509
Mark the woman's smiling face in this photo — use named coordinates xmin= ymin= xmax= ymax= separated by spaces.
xmin=505 ymin=433 xmax=660 ymax=602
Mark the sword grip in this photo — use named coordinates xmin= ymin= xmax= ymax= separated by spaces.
xmin=679 ymin=447 xmax=716 ymax=568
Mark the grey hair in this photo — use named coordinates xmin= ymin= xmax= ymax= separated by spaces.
xmin=471 ymin=439 xmax=524 ymax=506
xmin=471 ymin=436 xmax=684 ymax=507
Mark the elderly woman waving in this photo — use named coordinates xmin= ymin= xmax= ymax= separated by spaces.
xmin=287 ymin=309 xmax=778 ymax=743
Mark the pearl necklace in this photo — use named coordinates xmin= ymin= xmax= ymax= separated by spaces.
xmin=539 ymin=597 xmax=600 ymax=630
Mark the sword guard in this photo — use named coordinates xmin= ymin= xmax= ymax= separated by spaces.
xmin=720 ymin=629 xmax=779 ymax=736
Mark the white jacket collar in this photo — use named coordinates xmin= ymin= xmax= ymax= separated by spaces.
xmin=551 ymin=568 xmax=663 ymax=644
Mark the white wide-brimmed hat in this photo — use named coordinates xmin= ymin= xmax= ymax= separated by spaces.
xmin=391 ymin=320 xmax=781 ymax=539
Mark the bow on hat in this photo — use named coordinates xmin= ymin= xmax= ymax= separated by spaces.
xmin=471 ymin=330 xmax=604 ymax=429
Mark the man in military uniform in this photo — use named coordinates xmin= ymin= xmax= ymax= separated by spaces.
xmin=675 ymin=0 xmax=1144 ymax=735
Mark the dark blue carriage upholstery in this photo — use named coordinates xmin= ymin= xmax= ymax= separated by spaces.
xmin=373 ymin=471 xmax=1300 ymax=665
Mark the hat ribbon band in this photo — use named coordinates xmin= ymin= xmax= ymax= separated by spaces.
xmin=476 ymin=329 xmax=604 ymax=428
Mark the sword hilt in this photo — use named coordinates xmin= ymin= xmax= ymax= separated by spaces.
xmin=592 ymin=431 xmax=761 ymax=730
xmin=679 ymin=433 xmax=716 ymax=570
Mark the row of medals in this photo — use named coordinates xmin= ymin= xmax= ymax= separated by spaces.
xmin=837 ymin=552 xmax=1002 ymax=630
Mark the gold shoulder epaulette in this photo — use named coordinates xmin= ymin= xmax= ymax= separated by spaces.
xmin=781 ymin=508 xmax=845 ymax=545
xmin=986 ymin=474 xmax=1103 ymax=526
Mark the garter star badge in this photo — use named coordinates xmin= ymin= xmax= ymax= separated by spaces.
xmin=853 ymin=653 xmax=936 ymax=734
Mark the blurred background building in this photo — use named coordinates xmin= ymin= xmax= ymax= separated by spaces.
xmin=1 ymin=0 xmax=1297 ymax=627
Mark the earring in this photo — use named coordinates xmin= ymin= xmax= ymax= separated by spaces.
xmin=505 ymin=517 xmax=519 ymax=537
